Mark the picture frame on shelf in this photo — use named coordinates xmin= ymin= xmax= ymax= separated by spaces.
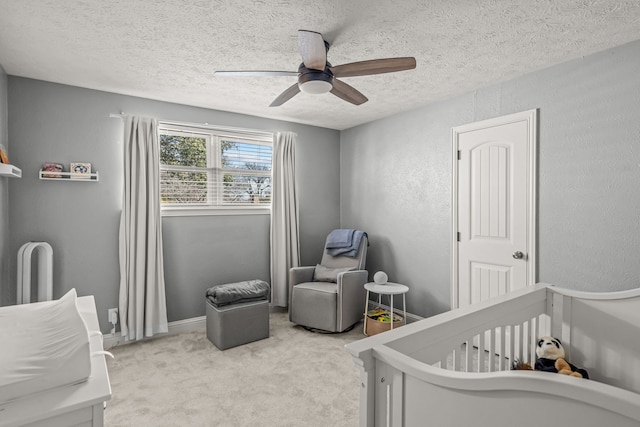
xmin=42 ymin=162 xmax=64 ymax=178
xmin=0 ymin=144 xmax=9 ymax=164
xmin=70 ymin=162 xmax=91 ymax=179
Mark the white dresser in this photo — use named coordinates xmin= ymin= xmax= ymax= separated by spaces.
xmin=0 ymin=296 xmax=112 ymax=427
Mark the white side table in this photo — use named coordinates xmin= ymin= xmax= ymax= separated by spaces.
xmin=363 ymin=282 xmax=409 ymax=335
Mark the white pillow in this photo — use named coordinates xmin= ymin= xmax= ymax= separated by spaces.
xmin=0 ymin=289 xmax=91 ymax=404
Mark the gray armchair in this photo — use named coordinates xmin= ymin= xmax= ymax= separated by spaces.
xmin=289 ymin=233 xmax=368 ymax=332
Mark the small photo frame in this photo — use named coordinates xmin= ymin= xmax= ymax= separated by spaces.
xmin=42 ymin=162 xmax=64 ymax=178
xmin=70 ymin=162 xmax=91 ymax=179
xmin=0 ymin=145 xmax=9 ymax=164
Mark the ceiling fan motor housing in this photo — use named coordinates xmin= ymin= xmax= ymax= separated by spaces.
xmin=297 ymin=63 xmax=333 ymax=94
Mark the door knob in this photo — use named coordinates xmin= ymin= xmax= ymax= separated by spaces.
xmin=512 ymin=251 xmax=525 ymax=260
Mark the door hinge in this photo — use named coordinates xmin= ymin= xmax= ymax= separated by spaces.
xmin=457 ymin=150 xmax=461 ymax=160
xmin=457 ymin=232 xmax=460 ymax=242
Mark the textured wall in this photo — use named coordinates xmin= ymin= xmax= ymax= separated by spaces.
xmin=341 ymin=40 xmax=640 ymax=318
xmin=7 ymin=38 xmax=640 ymax=329
xmin=7 ymin=78 xmax=340 ymax=332
xmin=0 ymin=65 xmax=8 ymax=305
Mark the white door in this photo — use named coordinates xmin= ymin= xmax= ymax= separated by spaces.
xmin=452 ymin=110 xmax=537 ymax=309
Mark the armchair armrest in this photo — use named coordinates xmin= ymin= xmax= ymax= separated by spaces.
xmin=288 ymin=266 xmax=315 ymax=315
xmin=289 ymin=266 xmax=315 ymax=286
xmin=336 ymin=269 xmax=369 ymax=331
xmin=337 ymin=269 xmax=368 ymax=289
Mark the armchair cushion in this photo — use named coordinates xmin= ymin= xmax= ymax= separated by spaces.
xmin=290 ymin=282 xmax=338 ymax=331
xmin=313 ymin=264 xmax=355 ymax=283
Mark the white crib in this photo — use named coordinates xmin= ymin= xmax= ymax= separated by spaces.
xmin=345 ymin=283 xmax=640 ymax=426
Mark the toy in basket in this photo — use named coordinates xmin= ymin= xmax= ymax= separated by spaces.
xmin=365 ymin=307 xmax=405 ymax=336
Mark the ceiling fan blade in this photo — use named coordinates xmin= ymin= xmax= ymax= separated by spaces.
xmin=330 ymin=57 xmax=416 ymax=78
xmin=330 ymin=79 xmax=368 ymax=105
xmin=214 ymin=70 xmax=298 ymax=77
xmin=298 ymin=30 xmax=327 ymax=71
xmin=270 ymin=83 xmax=301 ymax=107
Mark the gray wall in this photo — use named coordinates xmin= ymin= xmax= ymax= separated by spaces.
xmin=6 ymin=78 xmax=340 ymax=332
xmin=341 ymin=39 xmax=640 ymax=319
xmin=0 ymin=65 xmax=8 ymax=305
xmin=5 ymin=38 xmax=640 ymax=330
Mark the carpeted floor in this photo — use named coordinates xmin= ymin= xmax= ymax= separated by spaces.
xmin=105 ymin=310 xmax=365 ymax=427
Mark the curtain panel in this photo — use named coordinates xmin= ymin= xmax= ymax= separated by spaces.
xmin=270 ymin=132 xmax=300 ymax=307
xmin=119 ymin=116 xmax=168 ymax=341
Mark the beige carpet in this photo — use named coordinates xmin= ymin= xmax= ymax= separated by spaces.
xmin=105 ymin=310 xmax=364 ymax=426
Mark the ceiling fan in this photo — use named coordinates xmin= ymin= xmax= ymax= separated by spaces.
xmin=214 ymin=30 xmax=416 ymax=107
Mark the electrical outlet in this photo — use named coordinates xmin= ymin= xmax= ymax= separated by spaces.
xmin=108 ymin=308 xmax=118 ymax=325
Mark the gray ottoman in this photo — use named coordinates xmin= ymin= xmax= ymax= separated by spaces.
xmin=205 ymin=299 xmax=269 ymax=350
xmin=205 ymin=279 xmax=270 ymax=350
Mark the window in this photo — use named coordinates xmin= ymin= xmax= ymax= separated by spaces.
xmin=158 ymin=123 xmax=273 ymax=215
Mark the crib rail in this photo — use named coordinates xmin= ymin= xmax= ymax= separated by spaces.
xmin=547 ymin=285 xmax=640 ymax=394
xmin=345 ymin=282 xmax=640 ymax=427
xmin=384 ymin=284 xmax=549 ymax=373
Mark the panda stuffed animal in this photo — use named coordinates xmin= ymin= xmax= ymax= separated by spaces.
xmin=534 ymin=336 xmax=589 ymax=379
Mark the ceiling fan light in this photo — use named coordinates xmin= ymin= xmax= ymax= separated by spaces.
xmin=299 ymin=79 xmax=332 ymax=94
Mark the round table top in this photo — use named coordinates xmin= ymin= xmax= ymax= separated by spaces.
xmin=364 ymin=282 xmax=409 ymax=295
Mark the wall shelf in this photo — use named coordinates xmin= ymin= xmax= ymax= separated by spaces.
xmin=0 ymin=163 xmax=22 ymax=178
xmin=39 ymin=170 xmax=99 ymax=182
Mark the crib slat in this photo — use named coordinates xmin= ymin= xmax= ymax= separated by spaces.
xmin=509 ymin=324 xmax=516 ymax=362
xmin=450 ymin=347 xmax=456 ymax=371
xmin=524 ymin=322 xmax=529 ymax=362
xmin=515 ymin=323 xmax=523 ymax=362
xmin=538 ymin=312 xmax=549 ymax=339
xmin=531 ymin=316 xmax=539 ymax=363
xmin=549 ymin=289 xmax=560 ymax=338
xmin=498 ymin=326 xmax=506 ymax=370
xmin=524 ymin=324 xmax=528 ymax=363
xmin=561 ymin=295 xmax=573 ymax=359
xmin=523 ymin=322 xmax=529 ymax=363
xmin=466 ymin=340 xmax=472 ymax=373
xmin=477 ymin=333 xmax=485 ymax=372
xmin=488 ymin=328 xmax=496 ymax=372
xmin=508 ymin=324 xmax=514 ymax=364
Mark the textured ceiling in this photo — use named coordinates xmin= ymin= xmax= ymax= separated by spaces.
xmin=1 ymin=0 xmax=640 ymax=130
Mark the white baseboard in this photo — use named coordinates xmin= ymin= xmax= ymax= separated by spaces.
xmin=103 ymin=305 xmax=422 ymax=349
xmin=103 ymin=315 xmax=206 ymax=350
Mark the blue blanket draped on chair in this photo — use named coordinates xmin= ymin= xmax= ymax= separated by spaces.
xmin=326 ymin=229 xmax=368 ymax=257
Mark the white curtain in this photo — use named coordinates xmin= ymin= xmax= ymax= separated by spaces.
xmin=118 ymin=116 xmax=168 ymax=341
xmin=270 ymin=132 xmax=300 ymax=307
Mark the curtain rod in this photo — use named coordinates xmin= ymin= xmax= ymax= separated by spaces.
xmin=109 ymin=113 xmax=274 ymax=139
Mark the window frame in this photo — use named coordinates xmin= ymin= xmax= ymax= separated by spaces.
xmin=158 ymin=123 xmax=273 ymax=217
